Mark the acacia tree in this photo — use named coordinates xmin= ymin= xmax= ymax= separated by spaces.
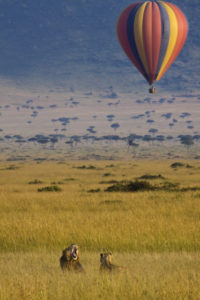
xmin=148 ymin=128 xmax=158 ymax=136
xmin=179 ymin=135 xmax=194 ymax=151
xmin=110 ymin=123 xmax=120 ymax=131
xmin=129 ymin=142 xmax=139 ymax=156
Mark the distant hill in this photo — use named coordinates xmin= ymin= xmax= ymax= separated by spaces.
xmin=0 ymin=0 xmax=199 ymax=93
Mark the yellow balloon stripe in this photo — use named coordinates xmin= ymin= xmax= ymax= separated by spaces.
xmin=157 ymin=2 xmax=178 ymax=80
xmin=134 ymin=2 xmax=149 ymax=75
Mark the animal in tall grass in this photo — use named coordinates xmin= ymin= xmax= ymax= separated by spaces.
xmin=60 ymin=244 xmax=84 ymax=272
xmin=99 ymin=252 xmax=124 ymax=272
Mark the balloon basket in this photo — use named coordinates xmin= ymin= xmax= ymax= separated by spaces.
xmin=149 ymin=86 xmax=157 ymax=94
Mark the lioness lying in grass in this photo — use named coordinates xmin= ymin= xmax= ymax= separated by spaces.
xmin=100 ymin=252 xmax=124 ymax=272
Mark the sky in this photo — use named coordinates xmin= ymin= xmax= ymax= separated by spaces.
xmin=0 ymin=0 xmax=199 ymax=92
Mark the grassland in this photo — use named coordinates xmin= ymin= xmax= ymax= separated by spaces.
xmin=0 ymin=160 xmax=200 ymax=299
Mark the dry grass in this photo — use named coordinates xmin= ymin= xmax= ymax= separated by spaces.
xmin=0 ymin=251 xmax=200 ymax=300
xmin=0 ymin=160 xmax=200 ymax=299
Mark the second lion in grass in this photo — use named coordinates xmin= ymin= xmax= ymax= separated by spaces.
xmin=100 ymin=252 xmax=124 ymax=272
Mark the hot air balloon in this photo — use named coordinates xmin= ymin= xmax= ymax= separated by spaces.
xmin=116 ymin=0 xmax=188 ymax=93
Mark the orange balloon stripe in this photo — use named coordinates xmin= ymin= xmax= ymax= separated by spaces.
xmin=157 ymin=2 xmax=188 ymax=80
xmin=143 ymin=2 xmax=162 ymax=82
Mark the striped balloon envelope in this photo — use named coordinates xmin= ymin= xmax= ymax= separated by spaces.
xmin=116 ymin=1 xmax=188 ymax=90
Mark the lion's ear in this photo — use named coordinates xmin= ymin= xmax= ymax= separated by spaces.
xmin=62 ymin=248 xmax=68 ymax=255
xmin=100 ymin=253 xmax=103 ymax=257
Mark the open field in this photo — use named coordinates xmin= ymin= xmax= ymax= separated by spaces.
xmin=0 ymin=160 xmax=200 ymax=299
xmin=0 ymin=252 xmax=199 ymax=300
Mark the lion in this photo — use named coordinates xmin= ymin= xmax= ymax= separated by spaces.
xmin=99 ymin=252 xmax=123 ymax=272
xmin=60 ymin=244 xmax=84 ymax=272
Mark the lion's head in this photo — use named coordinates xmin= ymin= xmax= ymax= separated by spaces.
xmin=63 ymin=244 xmax=79 ymax=262
xmin=100 ymin=252 xmax=112 ymax=265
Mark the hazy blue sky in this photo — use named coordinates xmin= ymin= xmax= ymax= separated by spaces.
xmin=0 ymin=0 xmax=198 ymax=93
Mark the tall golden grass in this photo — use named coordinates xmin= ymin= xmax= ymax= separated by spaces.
xmin=0 ymin=252 xmax=200 ymax=300
xmin=0 ymin=160 xmax=200 ymax=299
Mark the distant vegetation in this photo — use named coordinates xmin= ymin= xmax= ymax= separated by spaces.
xmin=170 ymin=162 xmax=193 ymax=169
xmin=28 ymin=179 xmax=43 ymax=184
xmin=0 ymin=132 xmax=199 ymax=160
xmin=136 ymin=174 xmax=165 ymax=180
xmin=74 ymin=165 xmax=97 ymax=170
xmin=105 ymin=180 xmax=155 ymax=192
xmin=38 ymin=185 xmax=62 ymax=192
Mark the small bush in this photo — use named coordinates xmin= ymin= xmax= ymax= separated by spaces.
xmin=75 ymin=165 xmax=96 ymax=170
xmin=28 ymin=179 xmax=43 ymax=184
xmin=170 ymin=162 xmax=185 ymax=168
xmin=186 ymin=164 xmax=193 ymax=168
xmin=38 ymin=185 xmax=62 ymax=192
xmin=87 ymin=165 xmax=96 ymax=170
xmin=51 ymin=181 xmax=64 ymax=185
xmin=170 ymin=162 xmax=193 ymax=169
xmin=137 ymin=174 xmax=165 ymax=180
xmin=63 ymin=178 xmax=75 ymax=181
xmin=105 ymin=180 xmax=156 ymax=192
xmin=88 ymin=188 xmax=101 ymax=193
xmin=180 ymin=186 xmax=200 ymax=192
xmin=5 ymin=165 xmax=19 ymax=170
xmin=76 ymin=165 xmax=86 ymax=169
xmin=105 ymin=180 xmax=200 ymax=193
xmin=103 ymin=173 xmax=112 ymax=177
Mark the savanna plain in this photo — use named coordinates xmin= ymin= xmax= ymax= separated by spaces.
xmin=0 ymin=159 xmax=200 ymax=299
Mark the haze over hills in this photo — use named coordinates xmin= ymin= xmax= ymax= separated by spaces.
xmin=0 ymin=0 xmax=199 ymax=159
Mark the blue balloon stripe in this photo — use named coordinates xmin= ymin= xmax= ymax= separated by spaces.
xmin=127 ymin=3 xmax=149 ymax=81
xmin=155 ymin=2 xmax=170 ymax=79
